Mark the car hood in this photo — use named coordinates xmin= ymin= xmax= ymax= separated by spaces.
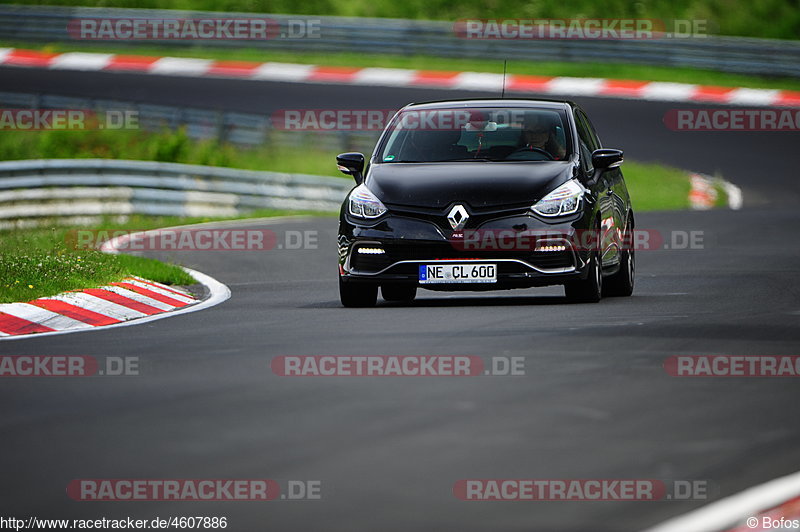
xmin=366 ymin=161 xmax=574 ymax=210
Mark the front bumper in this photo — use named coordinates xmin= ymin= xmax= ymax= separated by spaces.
xmin=339 ymin=211 xmax=592 ymax=290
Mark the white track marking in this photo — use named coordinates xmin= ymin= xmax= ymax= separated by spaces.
xmin=452 ymin=72 xmax=506 ymax=91
xmin=354 ymin=67 xmax=418 ymax=86
xmin=641 ymin=82 xmax=698 ymax=101
xmin=251 ymin=62 xmax=315 ymax=81
xmin=150 ymin=57 xmax=213 ymax=76
xmin=722 ymin=180 xmax=743 ymax=210
xmin=118 ymin=279 xmax=195 ymax=303
xmin=643 ymin=470 xmax=800 ymax=532
xmin=42 ymin=292 xmax=147 ymax=321
xmin=129 ymin=276 xmax=193 ymax=297
xmin=727 ymin=88 xmax=781 ymax=106
xmin=547 ymin=77 xmax=606 ymax=96
xmin=101 ymin=286 xmax=176 ymax=311
xmin=49 ymin=52 xmax=113 ymax=71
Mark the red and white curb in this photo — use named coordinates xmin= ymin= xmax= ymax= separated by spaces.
xmin=690 ymin=173 xmax=743 ymax=210
xmin=0 ymin=250 xmax=230 ymax=342
xmin=0 ymin=276 xmax=196 ymax=337
xmin=644 ymin=470 xmax=800 ymax=532
xmin=0 ymin=269 xmax=229 ymax=340
xmin=1 ymin=47 xmax=799 ymax=108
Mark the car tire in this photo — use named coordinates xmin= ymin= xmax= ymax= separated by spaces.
xmin=603 ymin=221 xmax=635 ymax=297
xmin=565 ymin=251 xmax=602 ymax=303
xmin=564 ymin=223 xmax=603 ymax=303
xmin=381 ymin=283 xmax=417 ymax=302
xmin=339 ymin=277 xmax=378 ymax=307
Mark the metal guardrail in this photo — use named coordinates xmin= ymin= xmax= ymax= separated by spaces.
xmin=1 ymin=5 xmax=799 ymax=77
xmin=0 ymin=91 xmax=381 ymax=152
xmin=0 ymin=159 xmax=351 ymax=227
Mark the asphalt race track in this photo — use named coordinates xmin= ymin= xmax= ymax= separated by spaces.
xmin=1 ymin=66 xmax=800 ymax=531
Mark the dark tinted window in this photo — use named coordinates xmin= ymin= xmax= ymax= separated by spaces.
xmin=377 ymin=107 xmax=572 ymax=163
xmin=577 ymin=110 xmax=601 ymax=150
xmin=573 ymin=111 xmax=596 ymax=172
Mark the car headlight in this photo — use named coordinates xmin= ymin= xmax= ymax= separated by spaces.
xmin=532 ymin=180 xmax=584 ymax=217
xmin=348 ymin=184 xmax=388 ymax=219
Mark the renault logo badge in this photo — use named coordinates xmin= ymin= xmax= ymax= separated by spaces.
xmin=447 ymin=204 xmax=469 ymax=231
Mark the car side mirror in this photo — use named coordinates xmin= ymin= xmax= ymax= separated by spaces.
xmin=591 ymin=148 xmax=623 ymax=169
xmin=337 ymin=152 xmax=365 ymax=183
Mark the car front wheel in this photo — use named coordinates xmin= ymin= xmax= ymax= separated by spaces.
xmin=564 ymin=249 xmax=602 ymax=303
xmin=339 ymin=277 xmax=378 ymax=307
xmin=603 ymin=220 xmax=635 ymax=297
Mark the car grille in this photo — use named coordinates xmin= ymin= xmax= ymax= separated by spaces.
xmin=386 ymin=204 xmax=531 ymax=233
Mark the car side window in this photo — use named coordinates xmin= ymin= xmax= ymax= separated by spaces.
xmin=578 ymin=111 xmax=602 ymax=151
xmin=573 ymin=111 xmax=595 ymax=173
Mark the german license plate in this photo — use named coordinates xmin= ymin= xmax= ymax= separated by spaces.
xmin=418 ymin=263 xmax=497 ymax=284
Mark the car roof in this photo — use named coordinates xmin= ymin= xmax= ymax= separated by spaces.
xmin=400 ymin=98 xmax=575 ymax=111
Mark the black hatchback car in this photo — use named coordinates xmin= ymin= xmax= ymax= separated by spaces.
xmin=336 ymin=99 xmax=634 ymax=307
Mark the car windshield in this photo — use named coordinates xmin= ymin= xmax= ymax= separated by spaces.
xmin=377 ymin=107 xmax=571 ymax=163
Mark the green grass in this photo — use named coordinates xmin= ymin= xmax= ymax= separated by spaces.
xmin=622 ymin=161 xmax=695 ymax=211
xmin=0 ymin=226 xmax=194 ymax=303
xmin=0 ymin=209 xmax=330 ymax=303
xmin=0 ymin=127 xmax=343 ymax=176
xmin=7 ymin=0 xmax=800 ymax=40
xmin=13 ymin=41 xmax=800 ymax=92
xmin=713 ymin=182 xmax=729 ymax=208
xmin=0 ymin=126 xmax=340 ymax=303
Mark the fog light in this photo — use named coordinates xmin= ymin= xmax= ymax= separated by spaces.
xmin=535 ymin=244 xmax=567 ymax=252
xmin=357 ymin=247 xmax=385 ymax=254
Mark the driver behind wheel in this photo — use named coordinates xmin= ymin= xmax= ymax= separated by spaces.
xmin=519 ymin=112 xmax=566 ymax=160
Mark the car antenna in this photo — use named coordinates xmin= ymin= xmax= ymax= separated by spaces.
xmin=501 ymin=60 xmax=507 ymax=98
